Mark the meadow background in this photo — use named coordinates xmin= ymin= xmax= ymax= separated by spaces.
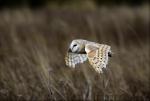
xmin=0 ymin=0 xmax=149 ymax=101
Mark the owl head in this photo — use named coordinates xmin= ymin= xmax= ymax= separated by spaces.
xmin=68 ymin=39 xmax=86 ymax=53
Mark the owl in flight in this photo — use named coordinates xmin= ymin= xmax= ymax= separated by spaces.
xmin=65 ymin=39 xmax=112 ymax=73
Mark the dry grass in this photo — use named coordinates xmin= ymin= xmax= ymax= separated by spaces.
xmin=0 ymin=5 xmax=149 ymax=101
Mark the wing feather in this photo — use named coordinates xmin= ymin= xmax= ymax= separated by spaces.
xmin=85 ymin=44 xmax=111 ymax=73
xmin=65 ymin=52 xmax=87 ymax=68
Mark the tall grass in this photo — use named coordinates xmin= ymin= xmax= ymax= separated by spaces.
xmin=0 ymin=5 xmax=149 ymax=100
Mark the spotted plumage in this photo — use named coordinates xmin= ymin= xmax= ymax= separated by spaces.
xmin=65 ymin=39 xmax=112 ymax=73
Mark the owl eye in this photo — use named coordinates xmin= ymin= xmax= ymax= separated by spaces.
xmin=73 ymin=44 xmax=77 ymax=47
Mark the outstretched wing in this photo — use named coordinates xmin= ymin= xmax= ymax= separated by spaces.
xmin=65 ymin=52 xmax=87 ymax=68
xmin=85 ymin=44 xmax=111 ymax=73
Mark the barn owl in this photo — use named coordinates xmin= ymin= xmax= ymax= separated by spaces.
xmin=65 ymin=39 xmax=112 ymax=73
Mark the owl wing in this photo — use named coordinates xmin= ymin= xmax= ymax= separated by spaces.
xmin=65 ymin=52 xmax=87 ymax=68
xmin=85 ymin=44 xmax=111 ymax=73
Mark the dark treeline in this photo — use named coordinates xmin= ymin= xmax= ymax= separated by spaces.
xmin=0 ymin=0 xmax=149 ymax=8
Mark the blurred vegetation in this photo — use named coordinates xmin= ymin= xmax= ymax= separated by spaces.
xmin=0 ymin=4 xmax=149 ymax=100
xmin=0 ymin=0 xmax=149 ymax=8
xmin=0 ymin=0 xmax=149 ymax=101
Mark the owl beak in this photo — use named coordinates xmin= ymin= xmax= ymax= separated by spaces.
xmin=68 ymin=48 xmax=72 ymax=52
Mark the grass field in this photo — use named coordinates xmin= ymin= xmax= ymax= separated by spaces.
xmin=0 ymin=5 xmax=149 ymax=101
